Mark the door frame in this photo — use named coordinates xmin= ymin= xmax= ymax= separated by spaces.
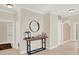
xmin=0 ymin=19 xmax=16 ymax=48
xmin=73 ymin=22 xmax=78 ymax=41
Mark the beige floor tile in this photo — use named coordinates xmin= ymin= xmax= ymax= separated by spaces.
xmin=0 ymin=41 xmax=79 ymax=55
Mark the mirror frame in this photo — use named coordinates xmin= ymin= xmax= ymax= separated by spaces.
xmin=29 ymin=20 xmax=40 ymax=32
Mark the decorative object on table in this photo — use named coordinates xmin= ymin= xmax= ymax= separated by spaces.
xmin=25 ymin=31 xmax=31 ymax=39
xmin=42 ymin=32 xmax=47 ymax=38
xmin=29 ymin=20 xmax=40 ymax=32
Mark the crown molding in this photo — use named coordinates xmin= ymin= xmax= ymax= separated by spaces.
xmin=0 ymin=8 xmax=16 ymax=14
xmin=62 ymin=13 xmax=79 ymax=18
xmin=20 ymin=7 xmax=46 ymax=15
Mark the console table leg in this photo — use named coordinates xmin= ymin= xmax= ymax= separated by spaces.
xmin=27 ymin=41 xmax=29 ymax=53
xmin=42 ymin=39 xmax=43 ymax=48
xmin=27 ymin=40 xmax=31 ymax=55
xmin=28 ymin=40 xmax=31 ymax=52
xmin=44 ymin=39 xmax=46 ymax=49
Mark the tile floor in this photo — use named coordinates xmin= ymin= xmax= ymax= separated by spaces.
xmin=34 ymin=41 xmax=79 ymax=55
xmin=0 ymin=41 xmax=79 ymax=55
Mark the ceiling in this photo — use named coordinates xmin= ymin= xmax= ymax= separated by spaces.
xmin=1 ymin=4 xmax=79 ymax=17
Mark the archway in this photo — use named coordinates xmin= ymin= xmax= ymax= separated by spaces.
xmin=63 ymin=22 xmax=71 ymax=42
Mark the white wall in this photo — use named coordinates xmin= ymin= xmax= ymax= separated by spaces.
xmin=0 ymin=11 xmax=16 ymax=20
xmin=76 ymin=24 xmax=79 ymax=40
xmin=7 ymin=23 xmax=13 ymax=43
xmin=16 ymin=8 xmax=44 ymax=54
xmin=43 ymin=13 xmax=62 ymax=49
xmin=0 ymin=22 xmax=7 ymax=42
xmin=49 ymin=14 xmax=59 ymax=49
xmin=43 ymin=13 xmax=50 ymax=48
xmin=58 ymin=19 xmax=63 ymax=45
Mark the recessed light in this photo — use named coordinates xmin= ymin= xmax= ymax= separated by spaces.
xmin=6 ymin=4 xmax=14 ymax=8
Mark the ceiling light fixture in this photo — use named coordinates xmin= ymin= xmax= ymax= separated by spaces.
xmin=68 ymin=9 xmax=75 ymax=13
xmin=6 ymin=4 xmax=14 ymax=8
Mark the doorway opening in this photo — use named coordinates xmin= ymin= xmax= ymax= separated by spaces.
xmin=0 ymin=19 xmax=15 ymax=50
xmin=62 ymin=21 xmax=71 ymax=44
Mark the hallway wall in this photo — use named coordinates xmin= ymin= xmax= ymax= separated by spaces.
xmin=62 ymin=14 xmax=79 ymax=40
xmin=0 ymin=22 xmax=7 ymax=42
xmin=0 ymin=11 xmax=16 ymax=20
xmin=0 ymin=10 xmax=16 ymax=48
xmin=17 ymin=8 xmax=44 ymax=54
xmin=43 ymin=13 xmax=62 ymax=49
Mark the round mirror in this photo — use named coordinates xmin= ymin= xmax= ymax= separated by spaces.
xmin=29 ymin=20 xmax=40 ymax=32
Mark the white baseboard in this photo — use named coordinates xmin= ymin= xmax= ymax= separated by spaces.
xmin=71 ymin=39 xmax=78 ymax=41
xmin=63 ymin=40 xmax=71 ymax=44
xmin=47 ymin=40 xmax=78 ymax=50
xmin=59 ymin=39 xmax=79 ymax=48
xmin=63 ymin=39 xmax=77 ymax=44
xmin=20 ymin=50 xmax=27 ymax=54
xmin=47 ymin=44 xmax=59 ymax=50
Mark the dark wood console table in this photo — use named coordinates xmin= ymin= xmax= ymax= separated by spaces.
xmin=24 ymin=36 xmax=47 ymax=55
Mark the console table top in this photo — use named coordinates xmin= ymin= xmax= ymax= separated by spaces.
xmin=24 ymin=36 xmax=48 ymax=41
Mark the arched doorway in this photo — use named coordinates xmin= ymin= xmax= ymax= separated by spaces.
xmin=63 ymin=22 xmax=71 ymax=42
